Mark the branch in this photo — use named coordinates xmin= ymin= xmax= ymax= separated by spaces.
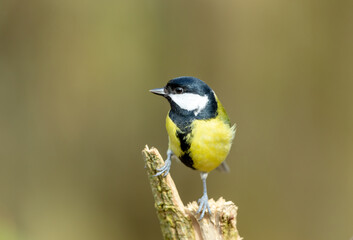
xmin=143 ymin=145 xmax=242 ymax=240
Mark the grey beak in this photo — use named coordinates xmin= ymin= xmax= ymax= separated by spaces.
xmin=149 ymin=88 xmax=166 ymax=96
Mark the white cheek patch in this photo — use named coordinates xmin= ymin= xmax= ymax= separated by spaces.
xmin=169 ymin=93 xmax=209 ymax=115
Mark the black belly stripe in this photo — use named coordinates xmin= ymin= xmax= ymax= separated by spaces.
xmin=176 ymin=129 xmax=195 ymax=170
xmin=176 ymin=129 xmax=190 ymax=152
xmin=179 ymin=153 xmax=195 ymax=170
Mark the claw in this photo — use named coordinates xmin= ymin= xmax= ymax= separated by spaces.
xmin=163 ymin=167 xmax=170 ymax=177
xmin=153 ymin=152 xmax=172 ymax=177
xmin=156 ymin=163 xmax=168 ymax=172
xmin=197 ymin=198 xmax=205 ymax=213
xmin=197 ymin=193 xmax=211 ymax=220
xmin=197 ymin=172 xmax=211 ymax=220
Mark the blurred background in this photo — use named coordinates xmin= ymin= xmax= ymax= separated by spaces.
xmin=1 ymin=0 xmax=352 ymax=239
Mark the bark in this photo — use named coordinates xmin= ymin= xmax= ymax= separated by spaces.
xmin=143 ymin=146 xmax=242 ymax=240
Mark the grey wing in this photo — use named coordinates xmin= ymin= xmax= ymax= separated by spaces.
xmin=216 ymin=161 xmax=230 ymax=172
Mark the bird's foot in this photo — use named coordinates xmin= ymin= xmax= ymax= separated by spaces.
xmin=154 ymin=158 xmax=171 ymax=177
xmin=197 ymin=193 xmax=211 ymax=220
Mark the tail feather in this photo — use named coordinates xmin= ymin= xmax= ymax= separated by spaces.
xmin=216 ymin=161 xmax=230 ymax=172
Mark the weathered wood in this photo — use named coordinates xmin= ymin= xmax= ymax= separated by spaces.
xmin=143 ymin=146 xmax=242 ymax=240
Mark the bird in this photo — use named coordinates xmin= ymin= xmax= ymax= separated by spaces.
xmin=150 ymin=76 xmax=236 ymax=220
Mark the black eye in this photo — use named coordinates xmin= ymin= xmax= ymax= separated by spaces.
xmin=175 ymin=87 xmax=183 ymax=94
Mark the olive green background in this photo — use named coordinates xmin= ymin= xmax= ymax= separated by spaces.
xmin=1 ymin=0 xmax=352 ymax=239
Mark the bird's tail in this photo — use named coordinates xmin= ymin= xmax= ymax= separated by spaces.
xmin=216 ymin=161 xmax=230 ymax=172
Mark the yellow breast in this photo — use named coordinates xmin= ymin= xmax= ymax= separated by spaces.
xmin=189 ymin=118 xmax=235 ymax=172
xmin=165 ymin=96 xmax=236 ymax=173
xmin=166 ymin=113 xmax=183 ymax=158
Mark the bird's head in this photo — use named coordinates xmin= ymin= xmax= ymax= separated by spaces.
xmin=150 ymin=76 xmax=217 ymax=118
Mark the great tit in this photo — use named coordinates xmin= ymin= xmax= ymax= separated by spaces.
xmin=150 ymin=76 xmax=236 ymax=220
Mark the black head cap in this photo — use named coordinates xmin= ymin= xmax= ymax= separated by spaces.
xmin=164 ymin=76 xmax=213 ymax=96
